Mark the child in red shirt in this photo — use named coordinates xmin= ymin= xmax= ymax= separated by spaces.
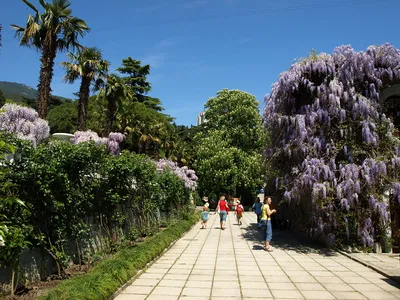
xmin=236 ymin=200 xmax=244 ymax=225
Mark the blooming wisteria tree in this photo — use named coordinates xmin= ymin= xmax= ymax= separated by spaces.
xmin=0 ymin=104 xmax=50 ymax=146
xmin=264 ymin=44 xmax=400 ymax=248
xmin=71 ymin=130 xmax=125 ymax=155
xmin=155 ymin=158 xmax=198 ymax=191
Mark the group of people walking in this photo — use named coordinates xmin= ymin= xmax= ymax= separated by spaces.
xmin=200 ymin=195 xmax=276 ymax=252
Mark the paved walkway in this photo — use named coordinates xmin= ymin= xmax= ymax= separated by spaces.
xmin=115 ymin=212 xmax=400 ymax=300
xmin=339 ymin=251 xmax=400 ymax=279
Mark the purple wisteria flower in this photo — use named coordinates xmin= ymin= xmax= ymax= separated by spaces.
xmin=0 ymin=104 xmax=50 ymax=146
xmin=71 ymin=130 xmax=125 ymax=155
xmin=155 ymin=159 xmax=198 ymax=191
xmin=264 ymin=43 xmax=400 ymax=248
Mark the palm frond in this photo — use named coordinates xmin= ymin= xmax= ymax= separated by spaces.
xmin=22 ymin=0 xmax=39 ymax=13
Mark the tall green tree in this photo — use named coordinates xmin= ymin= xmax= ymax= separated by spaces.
xmin=11 ymin=0 xmax=90 ymax=119
xmin=117 ymin=57 xmax=151 ymax=99
xmin=61 ymin=47 xmax=109 ymax=130
xmin=98 ymin=74 xmax=131 ymax=134
xmin=195 ymin=89 xmax=264 ymax=201
xmin=117 ymin=57 xmax=164 ymax=111
xmin=47 ymin=102 xmax=78 ymax=133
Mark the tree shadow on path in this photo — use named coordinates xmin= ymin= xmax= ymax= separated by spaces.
xmin=241 ymin=222 xmax=337 ymax=257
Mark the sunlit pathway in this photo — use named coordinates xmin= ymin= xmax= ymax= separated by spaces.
xmin=115 ymin=212 xmax=400 ymax=300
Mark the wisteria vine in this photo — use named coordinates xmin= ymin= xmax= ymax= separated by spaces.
xmin=155 ymin=159 xmax=198 ymax=191
xmin=0 ymin=104 xmax=50 ymax=146
xmin=71 ymin=130 xmax=125 ymax=155
xmin=264 ymin=43 xmax=400 ymax=248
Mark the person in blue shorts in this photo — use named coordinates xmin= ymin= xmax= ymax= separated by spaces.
xmin=201 ymin=203 xmax=210 ymax=229
xmin=252 ymin=197 xmax=263 ymax=227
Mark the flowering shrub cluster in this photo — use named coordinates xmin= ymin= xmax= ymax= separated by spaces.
xmin=71 ymin=130 xmax=125 ymax=155
xmin=155 ymin=159 xmax=198 ymax=191
xmin=0 ymin=104 xmax=50 ymax=146
xmin=264 ymin=44 xmax=400 ymax=248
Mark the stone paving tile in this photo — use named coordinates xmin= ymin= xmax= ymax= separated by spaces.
xmin=115 ymin=212 xmax=400 ymax=300
xmin=271 ymin=289 xmax=304 ymax=299
xmin=316 ymin=276 xmax=344 ymax=284
xmin=268 ymin=282 xmax=297 ymax=290
xmin=212 ymin=287 xmax=241 ymax=297
xmin=342 ymin=276 xmax=371 ymax=284
xmin=115 ymin=295 xmax=147 ymax=300
xmin=295 ymin=283 xmax=326 ymax=291
xmin=157 ymin=280 xmax=186 ymax=288
xmin=121 ymin=285 xmax=153 ymax=294
xmin=151 ymin=286 xmax=182 ymax=296
xmin=323 ymin=283 xmax=354 ymax=291
xmin=301 ymin=290 xmax=335 ymax=299
xmin=181 ymin=287 xmax=211 ymax=297
xmin=147 ymin=296 xmax=178 ymax=300
xmin=130 ymin=278 xmax=159 ymax=287
xmin=241 ymin=288 xmax=272 ymax=298
xmin=289 ymin=275 xmax=318 ymax=283
xmin=362 ymin=291 xmax=400 ymax=299
xmin=349 ymin=283 xmax=385 ymax=293
xmin=164 ymin=274 xmax=189 ymax=281
xmin=210 ymin=297 xmax=242 ymax=300
xmin=330 ymin=291 xmax=367 ymax=299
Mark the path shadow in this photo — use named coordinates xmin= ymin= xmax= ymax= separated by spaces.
xmin=241 ymin=222 xmax=336 ymax=256
xmin=381 ymin=277 xmax=400 ymax=289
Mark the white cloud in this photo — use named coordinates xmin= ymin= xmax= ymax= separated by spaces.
xmin=153 ymin=37 xmax=179 ymax=49
xmin=141 ymin=54 xmax=165 ymax=68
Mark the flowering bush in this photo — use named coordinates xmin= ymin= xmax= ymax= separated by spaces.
xmin=264 ymin=44 xmax=400 ymax=248
xmin=71 ymin=130 xmax=125 ymax=155
xmin=0 ymin=104 xmax=50 ymax=146
xmin=155 ymin=159 xmax=198 ymax=191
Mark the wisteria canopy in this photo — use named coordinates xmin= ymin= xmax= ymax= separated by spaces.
xmin=71 ymin=130 xmax=125 ymax=155
xmin=264 ymin=43 xmax=400 ymax=248
xmin=0 ymin=104 xmax=50 ymax=146
xmin=155 ymin=159 xmax=198 ymax=191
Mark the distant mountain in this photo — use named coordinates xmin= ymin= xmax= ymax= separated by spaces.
xmin=0 ymin=81 xmax=72 ymax=103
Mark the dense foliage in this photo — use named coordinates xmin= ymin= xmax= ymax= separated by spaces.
xmin=0 ymin=136 xmax=196 ymax=290
xmin=47 ymin=102 xmax=78 ymax=133
xmin=195 ymin=89 xmax=264 ymax=202
xmin=264 ymin=44 xmax=400 ymax=248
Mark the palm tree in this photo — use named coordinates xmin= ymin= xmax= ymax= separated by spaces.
xmin=98 ymin=74 xmax=131 ymax=135
xmin=11 ymin=0 xmax=90 ymax=119
xmin=61 ymin=47 xmax=109 ymax=130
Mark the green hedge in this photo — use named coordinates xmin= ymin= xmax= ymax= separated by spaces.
xmin=41 ymin=212 xmax=200 ymax=300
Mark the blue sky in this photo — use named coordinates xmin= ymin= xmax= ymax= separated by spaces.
xmin=0 ymin=0 xmax=399 ymax=126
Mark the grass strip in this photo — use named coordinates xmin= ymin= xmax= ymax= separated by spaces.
xmin=41 ymin=212 xmax=200 ymax=300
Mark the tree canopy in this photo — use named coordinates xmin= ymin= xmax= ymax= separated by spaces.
xmin=11 ymin=0 xmax=89 ymax=118
xmin=195 ymin=89 xmax=264 ymax=201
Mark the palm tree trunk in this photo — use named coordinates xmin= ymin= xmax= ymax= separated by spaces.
xmin=78 ymin=77 xmax=91 ymax=131
xmin=106 ymin=97 xmax=116 ymax=135
xmin=37 ymin=41 xmax=57 ymax=119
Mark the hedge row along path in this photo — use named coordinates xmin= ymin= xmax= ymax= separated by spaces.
xmin=115 ymin=212 xmax=400 ymax=300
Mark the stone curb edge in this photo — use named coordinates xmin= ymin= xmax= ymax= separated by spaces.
xmin=108 ymin=217 xmax=200 ymax=300
xmin=337 ymin=250 xmax=400 ymax=285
